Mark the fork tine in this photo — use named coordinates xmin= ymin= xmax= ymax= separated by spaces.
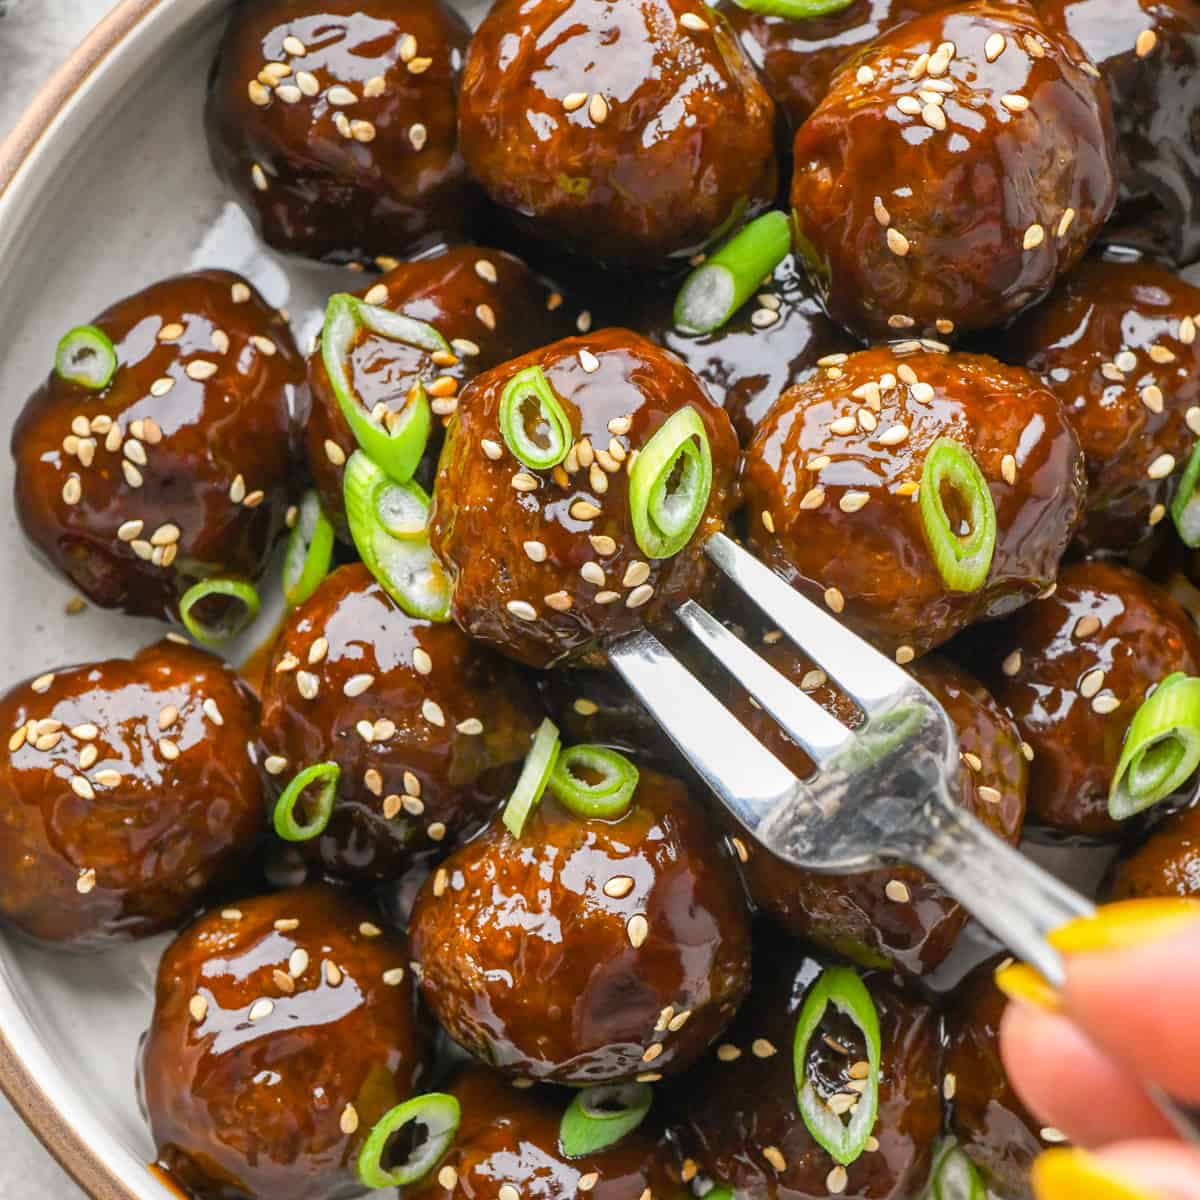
xmin=705 ymin=532 xmax=912 ymax=713
xmin=608 ymin=627 xmax=804 ymax=835
xmin=675 ymin=599 xmax=855 ymax=767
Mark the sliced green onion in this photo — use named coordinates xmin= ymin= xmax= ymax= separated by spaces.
xmin=273 ymin=762 xmax=340 ymax=842
xmin=500 ymin=365 xmax=574 ymax=470
xmin=549 ymin=745 xmax=639 ymax=820
xmin=283 ymin=490 xmax=335 ymax=607
xmin=674 ymin=212 xmax=791 ymax=334
xmin=322 ymin=293 xmax=447 ymax=484
xmin=1110 ymin=672 xmax=1200 ymax=819
xmin=702 ymin=1189 xmax=734 ymax=1200
xmin=559 ymin=1083 xmax=653 ymax=1159
xmin=928 ymin=1141 xmax=987 ymax=1200
xmin=728 ymin=0 xmax=853 ymax=16
xmin=1170 ymin=441 xmax=1200 ymax=547
xmin=55 ymin=325 xmax=117 ymax=390
xmin=357 ymin=1092 xmax=461 ymax=1189
xmin=918 ymin=438 xmax=996 ymax=593
xmin=344 ymin=451 xmax=450 ymax=622
xmin=178 ymin=577 xmax=262 ymax=646
xmin=793 ymin=966 xmax=881 ymax=1166
xmin=628 ymin=407 xmax=713 ymax=560
xmin=502 ymin=718 xmax=561 ymax=837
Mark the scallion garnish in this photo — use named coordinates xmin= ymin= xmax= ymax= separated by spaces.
xmin=343 ymin=451 xmax=451 ymax=622
xmin=1170 ymin=441 xmax=1200 ymax=547
xmin=1109 ymin=672 xmax=1200 ymax=820
xmin=55 ymin=325 xmax=118 ymax=390
xmin=178 ymin=577 xmax=262 ymax=646
xmin=357 ymin=1092 xmax=461 ymax=1189
xmin=500 ymin=365 xmax=574 ymax=470
xmin=273 ymin=761 xmax=340 ymax=842
xmin=628 ymin=407 xmax=713 ymax=560
xmin=793 ymin=967 xmax=881 ymax=1167
xmin=926 ymin=1139 xmax=987 ymax=1200
xmin=502 ymin=718 xmax=561 ymax=837
xmin=322 ymin=293 xmax=447 ymax=484
xmin=559 ymin=1083 xmax=653 ymax=1159
xmin=673 ymin=211 xmax=791 ymax=335
xmin=283 ymin=490 xmax=335 ymax=608
xmin=918 ymin=438 xmax=996 ymax=593
xmin=728 ymin=0 xmax=854 ymax=16
xmin=549 ymin=744 xmax=639 ymax=820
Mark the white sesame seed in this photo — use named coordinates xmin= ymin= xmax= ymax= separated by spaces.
xmin=506 ymin=600 xmax=537 ymax=621
xmin=186 ymin=360 xmax=218 ymax=381
xmin=1080 ymin=668 xmax=1106 ymax=698
xmin=885 ymin=879 xmax=911 ymax=902
xmin=343 ymin=674 xmax=375 ymax=698
xmin=475 ymin=303 xmax=496 ymax=330
xmin=886 ymin=228 xmax=910 ymax=257
xmin=1001 ymin=453 xmax=1017 ymax=485
xmin=579 ymin=349 xmax=601 ymax=373
xmin=296 ymin=671 xmax=319 ymax=700
xmin=895 ymin=645 xmax=915 ymax=665
xmin=422 ymin=699 xmax=446 ymax=727
xmin=627 ymin=914 xmax=649 ymax=947
xmin=1136 ymin=28 xmax=1157 ymax=56
xmin=76 ymin=868 xmax=97 ymax=895
xmin=840 ymin=491 xmax=871 ymax=513
xmin=1023 ymin=224 xmax=1045 ymax=250
xmin=856 ymin=65 xmax=876 ymax=85
xmin=827 ymin=1166 xmax=848 ymax=1195
xmin=627 ymin=584 xmax=655 ymax=608
xmin=1001 ymin=93 xmax=1029 ymax=112
xmin=1092 ymin=694 xmax=1121 ymax=715
xmin=562 ymin=91 xmax=588 ymax=112
xmin=751 ymin=308 xmax=780 ymax=328
xmin=545 ymin=591 xmax=572 ymax=611
xmin=324 ymin=439 xmax=347 ymax=467
xmin=878 ymin=423 xmax=909 ymax=446
xmin=985 ymin=32 xmax=1006 ymax=61
xmin=588 ymin=93 xmax=609 ymax=123
xmin=581 ymin=561 xmax=606 ymax=586
xmin=911 ymin=382 xmax=935 ymax=403
xmin=265 ymin=755 xmax=288 ymax=776
xmin=824 ymin=587 xmax=845 ymax=613
xmin=1148 ymin=453 xmax=1176 ymax=479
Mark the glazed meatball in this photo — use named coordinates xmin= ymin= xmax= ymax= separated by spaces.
xmin=790 ymin=0 xmax=1118 ymax=340
xmin=0 ymin=640 xmax=260 ymax=948
xmin=669 ymin=929 xmax=941 ymax=1200
xmin=307 ymin=247 xmax=569 ymax=532
xmin=457 ymin=0 xmax=777 ymax=266
xmin=430 ymin=329 xmax=741 ymax=669
xmin=944 ymin=965 xmax=1046 ymax=1199
xmin=11 ymin=271 xmax=303 ymax=623
xmin=412 ymin=1069 xmax=682 ymax=1200
xmin=727 ymin=648 xmax=1026 ymax=974
xmin=1009 ymin=257 xmax=1200 ymax=554
xmin=1111 ymin=802 xmax=1200 ymax=899
xmin=640 ymin=253 xmax=858 ymax=444
xmin=409 ymin=770 xmax=751 ymax=1083
xmin=140 ymin=885 xmax=428 ymax=1200
xmin=257 ymin=564 xmax=540 ymax=883
xmin=206 ymin=0 xmax=473 ymax=265
xmin=978 ymin=561 xmax=1200 ymax=838
xmin=1041 ymin=0 xmax=1200 ymax=266
xmin=741 ymin=346 xmax=1087 ymax=659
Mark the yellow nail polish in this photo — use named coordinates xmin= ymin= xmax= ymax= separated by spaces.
xmin=1033 ymin=1149 xmax=1161 ymax=1200
xmin=1049 ymin=898 xmax=1200 ymax=956
xmin=994 ymin=961 xmax=1061 ymax=1012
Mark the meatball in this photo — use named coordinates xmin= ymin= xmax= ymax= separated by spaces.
xmin=307 ymin=247 xmax=569 ymax=532
xmin=741 ymin=346 xmax=1087 ymax=659
xmin=944 ymin=964 xmax=1046 ymax=1199
xmin=457 ymin=0 xmax=777 ymax=266
xmin=977 ymin=560 xmax=1200 ymax=838
xmin=205 ymin=0 xmax=473 ymax=265
xmin=727 ymin=648 xmax=1026 ymax=974
xmin=139 ymin=885 xmax=428 ymax=1200
xmin=669 ymin=929 xmax=941 ymax=1200
xmin=411 ymin=1069 xmax=682 ymax=1200
xmin=1008 ymin=257 xmax=1200 ymax=554
xmin=790 ymin=0 xmax=1118 ymax=340
xmin=257 ymin=564 xmax=540 ymax=883
xmin=640 ymin=253 xmax=858 ymax=444
xmin=1110 ymin=802 xmax=1200 ymax=899
xmin=1041 ymin=0 xmax=1200 ymax=266
xmin=0 ymin=639 xmax=260 ymax=949
xmin=718 ymin=0 xmax=946 ymax=130
xmin=409 ymin=769 xmax=751 ymax=1083
xmin=430 ymin=329 xmax=741 ymax=669
xmin=11 ymin=271 xmax=303 ymax=623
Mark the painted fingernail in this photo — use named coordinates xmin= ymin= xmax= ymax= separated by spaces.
xmin=1033 ymin=1149 xmax=1161 ymax=1200
xmin=1049 ymin=898 xmax=1200 ymax=955
xmin=994 ymin=960 xmax=1061 ymax=1012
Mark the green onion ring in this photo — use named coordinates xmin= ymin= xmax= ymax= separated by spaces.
xmin=559 ymin=1083 xmax=653 ymax=1159
xmin=500 ymin=365 xmax=574 ymax=470
xmin=178 ymin=577 xmax=262 ymax=646
xmin=356 ymin=1092 xmax=461 ymax=1190
xmin=674 ymin=212 xmax=791 ymax=335
xmin=273 ymin=762 xmax=340 ymax=842
xmin=628 ymin=407 xmax=713 ymax=559
xmin=343 ymin=451 xmax=451 ymax=622
xmin=1170 ymin=440 xmax=1200 ymax=547
xmin=549 ymin=744 xmax=639 ymax=820
xmin=918 ymin=438 xmax=996 ymax=593
xmin=283 ymin=490 xmax=335 ymax=607
xmin=1109 ymin=672 xmax=1200 ymax=820
xmin=55 ymin=325 xmax=118 ymax=390
xmin=502 ymin=718 xmax=561 ymax=837
xmin=727 ymin=0 xmax=854 ymax=16
xmin=701 ymin=1189 xmax=734 ymax=1200
xmin=321 ymin=293 xmax=446 ymax=484
xmin=927 ymin=1139 xmax=987 ymax=1200
xmin=793 ymin=966 xmax=881 ymax=1166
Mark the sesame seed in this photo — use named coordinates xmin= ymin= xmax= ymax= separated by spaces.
xmin=1023 ymin=224 xmax=1045 ymax=250
xmin=186 ymin=360 xmax=218 ymax=381
xmin=1074 ymin=615 xmax=1101 ymax=639
xmin=339 ymin=1104 xmax=359 ymax=1135
xmin=523 ymin=540 xmax=548 ymax=563
xmin=800 ymin=486 xmax=826 ymax=510
xmin=76 ymin=868 xmax=97 ymax=894
xmin=578 ymin=1175 xmax=599 ymax=1192
xmin=680 ymin=11 xmax=709 ymax=29
xmin=731 ymin=836 xmax=749 ymax=862
xmin=856 ymin=65 xmax=876 ymax=85
xmin=1148 ymin=453 xmax=1176 ymax=479
xmin=1001 ymin=453 xmax=1017 ymax=485
xmin=248 ymin=998 xmax=274 ymax=1023
xmin=627 ymin=914 xmax=649 ymax=948
xmin=1150 ymin=503 xmax=1166 ymax=525
xmin=1002 ymin=649 xmax=1023 ymax=676
xmin=264 ymin=755 xmax=288 ymax=776
xmin=1057 ymin=208 xmax=1076 ymax=239
xmin=422 ymin=699 xmax=446 ymax=727
xmin=763 ymin=1147 xmax=787 ymax=1172
xmin=827 ymin=1166 xmax=848 ymax=1195
xmin=627 ymin=584 xmax=654 ymax=608
xmin=944 ymin=1073 xmax=958 ymax=1100
xmin=188 ymin=994 xmax=208 ymax=1022
xmin=475 ymin=303 xmax=496 ymax=331
xmin=1092 ymin=694 xmax=1121 ymax=715
xmin=824 ymin=587 xmax=845 ymax=613
xmin=1188 ymin=407 xmax=1200 ymax=437
xmin=895 ymin=645 xmax=915 ymax=665
xmin=563 ymin=91 xmax=588 ymax=112
xmin=1136 ymin=28 xmax=1157 ymax=56
xmin=885 ymin=880 xmax=911 ymax=903
xmin=911 ymin=381 xmax=934 ymax=403
xmin=506 ymin=600 xmax=537 ymax=621
xmin=480 ymin=438 xmax=503 ymax=461
xmin=150 ymin=376 xmax=174 ymax=398
xmin=1001 ymin=94 xmax=1029 ymax=112
xmin=858 ymin=409 xmax=877 ymax=431
xmin=717 ymin=1043 xmax=741 ymax=1061
xmin=122 ymin=461 xmax=144 ymax=489
xmin=761 ymin=509 xmax=777 ymax=532
xmin=342 ymin=674 xmax=374 ymax=698
xmin=752 ymin=1038 xmax=777 ymax=1058
xmin=62 ymin=475 xmax=82 ymax=505
xmin=897 ymin=96 xmax=922 ymax=116
xmin=581 ymin=561 xmax=606 ymax=586
xmin=840 ymin=491 xmax=871 ymax=514
xmin=324 ymin=440 xmax=347 ymax=467
xmin=70 ymin=775 xmax=94 ymax=800
xmin=1080 ymin=668 xmax=1106 ymax=698
xmin=623 ymin=561 xmax=650 ymax=588
xmin=923 ymin=103 xmax=946 ymax=130
xmin=588 ymin=93 xmax=609 ymax=123
xmin=751 ymin=308 xmax=779 ymax=328
xmin=407 ymin=56 xmax=432 ymax=74
xmin=985 ymin=32 xmax=1006 ymax=61
xmin=325 ymin=960 xmax=343 ymax=986
xmin=512 ymin=471 xmax=539 ymax=493
xmin=579 ymin=349 xmax=601 ymax=373
xmin=978 ymin=785 xmax=1002 ymax=804
xmin=1149 ymin=344 xmax=1177 ymax=364
xmin=641 ymin=1043 xmax=663 ymax=1063
xmin=878 ymin=423 xmax=909 ymax=446
xmin=908 ymin=52 xmax=929 ymax=79
xmin=873 ymin=197 xmax=890 ymax=226
xmin=158 ymin=739 xmax=180 ymax=761
xmin=545 ymin=591 xmax=572 ymax=611
xmin=570 ymin=501 xmax=602 ymax=521
xmin=411 ymin=649 xmax=433 ymax=677
xmin=830 ymin=415 xmax=857 ymax=436
xmin=296 ymin=671 xmax=319 ymax=700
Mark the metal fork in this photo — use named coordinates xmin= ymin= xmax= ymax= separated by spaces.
xmin=610 ymin=531 xmax=1200 ymax=1140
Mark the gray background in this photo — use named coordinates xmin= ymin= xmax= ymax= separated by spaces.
xmin=1 ymin=2 xmax=112 ymax=1191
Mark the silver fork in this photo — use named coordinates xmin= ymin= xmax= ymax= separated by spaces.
xmin=610 ymin=531 xmax=1199 ymax=1140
